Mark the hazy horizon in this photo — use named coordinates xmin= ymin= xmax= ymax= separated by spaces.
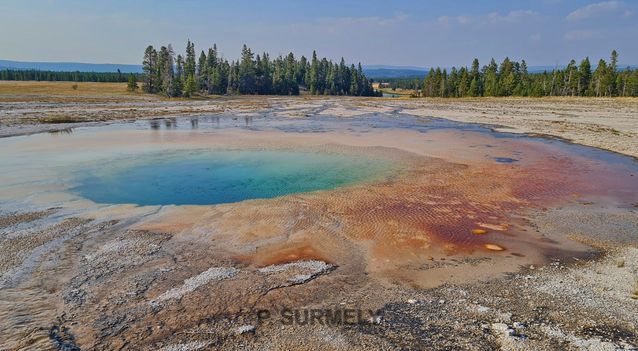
xmin=1 ymin=0 xmax=637 ymax=67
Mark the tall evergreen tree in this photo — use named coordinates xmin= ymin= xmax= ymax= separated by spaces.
xmin=578 ymin=57 xmax=591 ymax=96
xmin=197 ymin=50 xmax=208 ymax=92
xmin=238 ymin=44 xmax=256 ymax=94
xmin=184 ymin=40 xmax=196 ymax=79
xmin=483 ymin=59 xmax=499 ymax=96
xmin=608 ymin=50 xmax=619 ymax=96
xmin=183 ymin=74 xmax=197 ymax=97
xmin=309 ymin=51 xmax=319 ymax=94
xmin=592 ymin=59 xmax=608 ymax=97
xmin=142 ymin=45 xmax=158 ymax=93
xmin=469 ymin=58 xmax=481 ymax=97
xmin=228 ymin=61 xmax=240 ymax=94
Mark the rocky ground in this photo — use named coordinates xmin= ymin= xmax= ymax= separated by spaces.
xmin=1 ymin=83 xmax=637 ymax=350
xmin=394 ymin=97 xmax=638 ymax=159
xmin=0 ymin=204 xmax=637 ymax=350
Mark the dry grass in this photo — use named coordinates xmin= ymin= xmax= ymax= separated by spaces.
xmin=373 ymin=82 xmax=418 ymax=97
xmin=38 ymin=114 xmax=87 ymax=124
xmin=0 ymin=81 xmax=132 ymax=96
xmin=0 ymin=81 xmax=240 ymax=107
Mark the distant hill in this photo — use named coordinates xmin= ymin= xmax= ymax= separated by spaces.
xmin=362 ymin=65 xmax=584 ymax=79
xmin=363 ymin=65 xmax=429 ymax=79
xmin=363 ymin=65 xmax=555 ymax=78
xmin=527 ymin=65 xmax=638 ymax=73
xmin=0 ymin=60 xmax=143 ymax=73
xmin=1 ymin=60 xmax=635 ymax=77
xmin=364 ymin=64 xmax=637 ymax=79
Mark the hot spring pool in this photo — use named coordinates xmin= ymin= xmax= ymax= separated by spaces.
xmin=71 ymin=150 xmax=392 ymax=206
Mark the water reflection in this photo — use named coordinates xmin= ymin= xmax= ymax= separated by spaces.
xmin=165 ymin=118 xmax=177 ymax=129
xmin=48 ymin=128 xmax=74 ymax=136
xmin=148 ymin=116 xmax=233 ymax=130
xmin=149 ymin=120 xmax=161 ymax=130
xmin=129 ymin=114 xmax=638 ymax=172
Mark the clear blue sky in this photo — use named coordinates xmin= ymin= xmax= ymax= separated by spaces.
xmin=1 ymin=0 xmax=636 ymax=67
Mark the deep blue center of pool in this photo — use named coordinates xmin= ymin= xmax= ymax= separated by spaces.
xmin=73 ymin=150 xmax=390 ymax=206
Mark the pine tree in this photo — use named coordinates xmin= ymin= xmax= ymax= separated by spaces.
xmin=514 ymin=60 xmax=529 ymax=96
xmin=142 ymin=46 xmax=158 ymax=93
xmin=498 ymin=57 xmax=516 ymax=96
xmin=483 ymin=59 xmax=498 ymax=96
xmin=127 ymin=74 xmax=138 ymax=92
xmin=258 ymin=52 xmax=272 ymax=94
xmin=608 ymin=50 xmax=619 ymax=96
xmin=157 ymin=45 xmax=174 ymax=96
xmin=184 ymin=40 xmax=196 ymax=82
xmin=469 ymin=58 xmax=481 ymax=96
xmin=309 ymin=51 xmax=319 ymax=94
xmin=183 ymin=74 xmax=197 ymax=97
xmin=285 ymin=53 xmax=298 ymax=95
xmin=176 ymin=55 xmax=184 ymax=79
xmin=458 ymin=67 xmax=469 ymax=97
xmin=296 ymin=56 xmax=307 ymax=86
xmin=565 ymin=60 xmax=579 ymax=96
xmin=197 ymin=50 xmax=208 ymax=92
xmin=228 ymin=61 xmax=240 ymax=94
xmin=238 ymin=44 xmax=256 ymax=94
xmin=578 ymin=57 xmax=591 ymax=96
xmin=592 ymin=59 xmax=608 ymax=97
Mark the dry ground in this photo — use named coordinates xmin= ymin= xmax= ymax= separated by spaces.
xmin=1 ymin=81 xmax=636 ymax=158
xmin=392 ymin=97 xmax=638 ymax=159
xmin=1 ymin=82 xmax=638 ymax=349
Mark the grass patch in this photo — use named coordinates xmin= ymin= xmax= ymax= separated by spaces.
xmin=39 ymin=115 xmax=85 ymax=124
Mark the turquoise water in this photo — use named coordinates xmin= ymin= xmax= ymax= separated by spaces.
xmin=72 ymin=150 xmax=391 ymax=206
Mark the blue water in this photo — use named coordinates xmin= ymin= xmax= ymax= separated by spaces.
xmin=72 ymin=150 xmax=391 ymax=206
xmin=48 ymin=113 xmax=638 ymax=207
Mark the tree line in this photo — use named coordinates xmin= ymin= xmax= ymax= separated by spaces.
xmin=3 ymin=48 xmax=636 ymax=98
xmin=0 ymin=69 xmax=137 ymax=83
xmin=386 ymin=50 xmax=637 ymax=97
xmin=142 ymin=41 xmax=379 ymax=97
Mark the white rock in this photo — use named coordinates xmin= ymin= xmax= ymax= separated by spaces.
xmin=150 ymin=267 xmax=238 ymax=306
xmin=491 ymin=323 xmax=514 ymax=336
xmin=368 ymin=315 xmax=382 ymax=324
xmin=513 ymin=322 xmax=526 ymax=329
xmin=476 ymin=306 xmax=490 ymax=313
xmin=160 ymin=341 xmax=210 ymax=351
xmin=258 ymin=260 xmax=333 ymax=274
xmin=236 ymin=325 xmax=255 ymax=335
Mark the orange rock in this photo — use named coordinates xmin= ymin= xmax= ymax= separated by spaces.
xmin=485 ymin=244 xmax=505 ymax=251
xmin=478 ymin=223 xmax=508 ymax=231
xmin=472 ymin=229 xmax=488 ymax=235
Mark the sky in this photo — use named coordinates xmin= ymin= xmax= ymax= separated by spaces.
xmin=1 ymin=0 xmax=637 ymax=67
